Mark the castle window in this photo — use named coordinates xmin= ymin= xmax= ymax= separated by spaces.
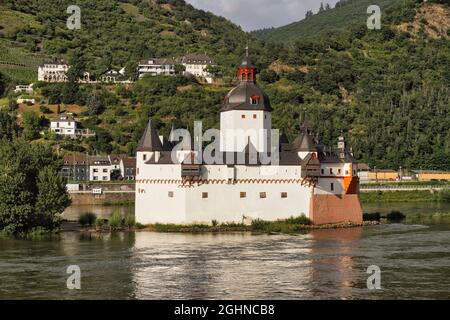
xmin=253 ymin=114 xmax=257 ymax=119
xmin=330 ymin=183 xmax=334 ymax=191
xmin=240 ymin=192 xmax=246 ymax=198
xmin=330 ymin=168 xmax=333 ymax=174
xmin=321 ymin=169 xmax=324 ymax=175
xmin=281 ymin=192 xmax=288 ymax=198
xmin=250 ymin=96 xmax=260 ymax=105
xmin=143 ymin=154 xmax=147 ymax=161
xmin=338 ymin=169 xmax=342 ymax=174
xmin=168 ymin=191 xmax=174 ymax=198
xmin=260 ymin=192 xmax=267 ymax=199
xmin=241 ymin=114 xmax=246 ymax=119
xmin=202 ymin=192 xmax=208 ymax=199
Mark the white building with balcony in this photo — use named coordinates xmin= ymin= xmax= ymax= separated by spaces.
xmin=137 ymin=58 xmax=177 ymax=78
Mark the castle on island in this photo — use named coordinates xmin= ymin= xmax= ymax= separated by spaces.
xmin=135 ymin=55 xmax=363 ymax=225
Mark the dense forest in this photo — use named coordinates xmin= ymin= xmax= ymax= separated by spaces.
xmin=0 ymin=0 xmax=449 ymax=171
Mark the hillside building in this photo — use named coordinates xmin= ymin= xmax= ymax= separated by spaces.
xmin=181 ymin=53 xmax=215 ymax=83
xmin=137 ymin=58 xmax=177 ymax=78
xmin=50 ymin=114 xmax=77 ymax=136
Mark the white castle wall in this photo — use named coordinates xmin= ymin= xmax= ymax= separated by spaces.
xmin=135 ymin=155 xmax=313 ymax=225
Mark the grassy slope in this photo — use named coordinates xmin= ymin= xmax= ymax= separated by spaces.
xmin=0 ymin=6 xmax=45 ymax=83
xmin=255 ymin=0 xmax=402 ymax=42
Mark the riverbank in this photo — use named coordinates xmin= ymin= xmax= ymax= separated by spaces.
xmin=62 ymin=219 xmax=380 ymax=235
xmin=360 ymin=189 xmax=450 ymax=203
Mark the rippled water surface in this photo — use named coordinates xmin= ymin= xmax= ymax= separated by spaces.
xmin=1 ymin=203 xmax=449 ymax=300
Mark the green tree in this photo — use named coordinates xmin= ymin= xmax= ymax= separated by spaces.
xmin=22 ymin=111 xmax=41 ymax=140
xmin=175 ymin=64 xmax=186 ymax=75
xmin=0 ymin=109 xmax=18 ymax=140
xmin=63 ymin=50 xmax=86 ymax=104
xmin=0 ymin=139 xmax=69 ymax=235
xmin=35 ymin=166 xmax=71 ymax=230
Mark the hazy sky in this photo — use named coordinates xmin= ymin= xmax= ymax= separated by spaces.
xmin=185 ymin=0 xmax=341 ymax=31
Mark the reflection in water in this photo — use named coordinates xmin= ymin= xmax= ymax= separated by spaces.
xmin=309 ymin=228 xmax=363 ymax=299
xmin=1 ymin=202 xmax=450 ymax=299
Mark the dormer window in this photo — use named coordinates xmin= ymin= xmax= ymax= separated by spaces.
xmin=250 ymin=96 xmax=260 ymax=105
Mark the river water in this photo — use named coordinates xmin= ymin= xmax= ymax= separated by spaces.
xmin=0 ymin=202 xmax=449 ymax=300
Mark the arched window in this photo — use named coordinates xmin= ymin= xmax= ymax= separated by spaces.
xmin=242 ymin=73 xmax=246 ymax=81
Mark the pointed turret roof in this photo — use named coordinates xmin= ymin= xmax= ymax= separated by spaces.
xmin=137 ymin=119 xmax=163 ymax=152
xmin=292 ymin=118 xmax=316 ymax=152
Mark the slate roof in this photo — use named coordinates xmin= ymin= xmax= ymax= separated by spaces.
xmin=221 ymin=81 xmax=273 ymax=112
xmin=181 ymin=54 xmax=214 ymax=65
xmin=137 ymin=119 xmax=164 ymax=152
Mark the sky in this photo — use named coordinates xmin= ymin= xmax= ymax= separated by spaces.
xmin=185 ymin=0 xmax=341 ymax=31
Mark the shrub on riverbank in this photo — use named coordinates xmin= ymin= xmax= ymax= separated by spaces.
xmin=124 ymin=214 xmax=135 ymax=229
xmin=78 ymin=212 xmax=97 ymax=227
xmin=108 ymin=212 xmax=122 ymax=231
xmin=251 ymin=215 xmax=312 ymax=234
xmin=363 ymin=212 xmax=381 ymax=221
xmin=386 ymin=211 xmax=406 ymax=221
xmin=95 ymin=217 xmax=104 ymax=230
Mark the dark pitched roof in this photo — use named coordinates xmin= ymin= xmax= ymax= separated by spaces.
xmin=63 ymin=154 xmax=88 ymax=166
xmin=221 ymin=81 xmax=272 ymax=112
xmin=291 ymin=118 xmax=317 ymax=152
xmin=89 ymin=156 xmax=111 ymax=165
xmin=182 ymin=54 xmax=214 ymax=65
xmin=40 ymin=58 xmax=67 ymax=66
xmin=139 ymin=58 xmax=177 ymax=66
xmin=52 ymin=114 xmax=75 ymax=122
xmin=240 ymin=56 xmax=254 ymax=68
xmin=121 ymin=157 xmax=136 ymax=168
xmin=291 ymin=132 xmax=316 ymax=152
xmin=137 ymin=119 xmax=164 ymax=152
xmin=317 ymin=149 xmax=357 ymax=164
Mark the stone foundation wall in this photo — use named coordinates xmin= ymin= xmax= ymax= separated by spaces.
xmin=309 ymin=194 xmax=363 ymax=225
xmin=69 ymin=192 xmax=135 ymax=205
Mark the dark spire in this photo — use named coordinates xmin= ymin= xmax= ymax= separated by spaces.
xmin=137 ymin=119 xmax=163 ymax=152
xmin=292 ymin=115 xmax=316 ymax=152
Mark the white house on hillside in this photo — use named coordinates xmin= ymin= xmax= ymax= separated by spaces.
xmin=181 ymin=53 xmax=215 ymax=83
xmin=38 ymin=59 xmax=69 ymax=82
xmin=89 ymin=156 xmax=113 ymax=181
xmin=50 ymin=114 xmax=77 ymax=135
xmin=38 ymin=59 xmax=90 ymax=83
xmin=14 ymin=84 xmax=34 ymax=94
xmin=100 ymin=68 xmax=126 ymax=83
xmin=137 ymin=58 xmax=177 ymax=78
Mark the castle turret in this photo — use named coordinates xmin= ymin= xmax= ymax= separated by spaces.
xmin=220 ymin=53 xmax=272 ymax=153
xmin=292 ymin=118 xmax=317 ymax=160
xmin=137 ymin=119 xmax=163 ymax=167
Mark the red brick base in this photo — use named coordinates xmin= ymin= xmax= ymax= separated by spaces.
xmin=309 ymin=194 xmax=363 ymax=225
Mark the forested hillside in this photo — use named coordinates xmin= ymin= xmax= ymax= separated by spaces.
xmin=252 ymin=0 xmax=402 ymax=42
xmin=0 ymin=0 xmax=249 ymax=82
xmin=0 ymin=0 xmax=449 ymax=171
xmin=252 ymin=0 xmax=450 ymax=169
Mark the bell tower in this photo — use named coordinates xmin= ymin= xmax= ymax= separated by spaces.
xmin=220 ymin=51 xmax=273 ymax=153
xmin=238 ymin=46 xmax=255 ymax=82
